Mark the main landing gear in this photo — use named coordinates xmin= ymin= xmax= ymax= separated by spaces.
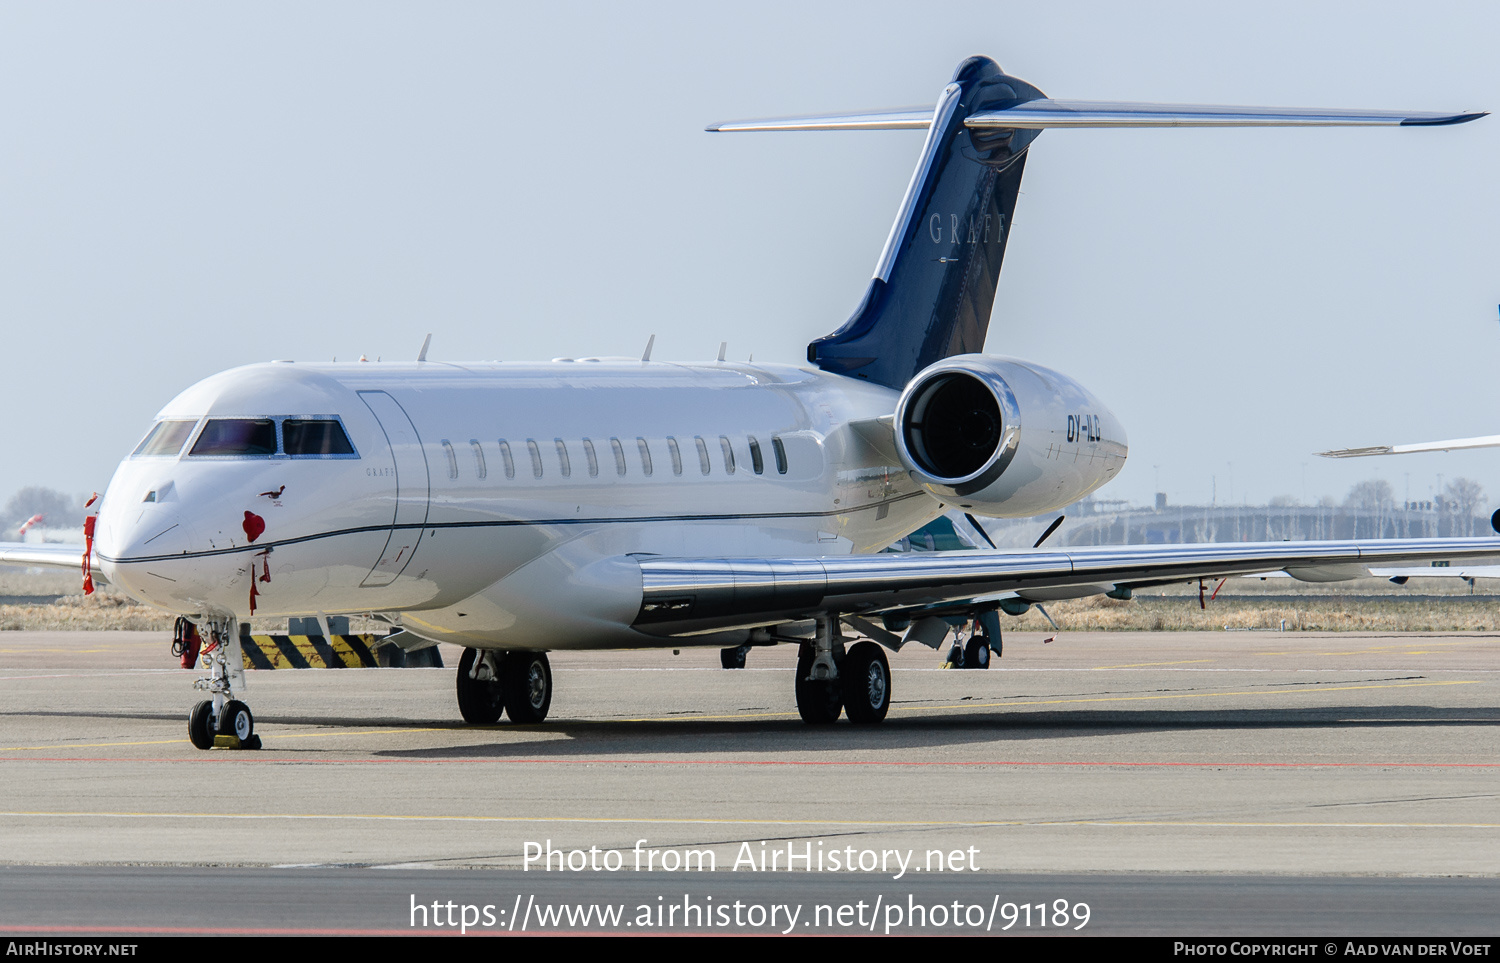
xmin=945 ymin=633 xmax=992 ymax=669
xmin=187 ymin=617 xmax=261 ymax=750
xmin=795 ymin=617 xmax=891 ymax=725
xmin=457 ymin=648 xmax=553 ymax=724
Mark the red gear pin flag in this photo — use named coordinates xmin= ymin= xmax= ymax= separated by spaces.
xmin=81 ymin=493 xmax=99 ymax=596
xmin=248 ymin=549 xmax=272 ymax=615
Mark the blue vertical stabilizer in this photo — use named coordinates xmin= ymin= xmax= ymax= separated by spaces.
xmin=807 ymin=57 xmax=1043 ymax=388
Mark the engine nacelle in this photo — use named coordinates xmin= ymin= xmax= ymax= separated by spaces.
xmin=894 ymin=355 xmax=1128 ymax=518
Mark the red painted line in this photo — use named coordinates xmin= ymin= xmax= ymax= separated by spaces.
xmin=0 ymin=923 xmax=464 ymax=936
xmin=0 ymin=924 xmax=721 ymax=937
xmin=0 ymin=756 xmax=1495 ymax=768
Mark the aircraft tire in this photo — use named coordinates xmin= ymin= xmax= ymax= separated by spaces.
xmin=188 ymin=700 xmax=215 ymax=751
xmin=456 ymin=648 xmax=505 ymax=724
xmin=501 ymin=651 xmax=552 ymax=724
xmin=795 ymin=644 xmax=842 ymax=724
xmin=720 ymin=645 xmax=748 ymax=669
xmin=841 ymin=641 xmax=890 ymax=724
xmin=218 ymin=700 xmax=255 ymax=742
xmin=964 ymin=635 xmax=991 ymax=670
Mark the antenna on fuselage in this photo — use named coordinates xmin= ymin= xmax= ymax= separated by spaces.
xmin=417 ymin=333 xmax=432 ymax=362
xmin=642 ymin=334 xmax=655 ymax=362
xmin=717 ymin=342 xmax=727 ymax=362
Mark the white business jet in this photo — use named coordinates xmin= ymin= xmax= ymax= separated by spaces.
xmin=1 ymin=56 xmax=1491 ymax=749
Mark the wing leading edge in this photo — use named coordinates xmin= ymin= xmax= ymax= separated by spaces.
xmin=631 ymin=537 xmax=1500 ymax=637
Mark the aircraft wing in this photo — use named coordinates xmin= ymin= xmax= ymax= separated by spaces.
xmin=0 ymin=541 xmax=101 ymax=587
xmin=1318 ymin=434 xmax=1500 ymax=458
xmin=0 ymin=541 xmax=86 ymax=571
xmin=631 ymin=537 xmax=1500 ymax=637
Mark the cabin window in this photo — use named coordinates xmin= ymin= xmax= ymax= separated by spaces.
xmin=666 ymin=436 xmax=683 ymax=476
xmin=498 ymin=439 xmax=516 ymax=479
xmin=190 ymin=419 xmax=277 ymax=456
xmin=582 ymin=438 xmax=599 ymax=477
xmin=719 ymin=435 xmax=736 ymax=474
xmin=637 ymin=438 xmax=653 ymax=476
xmin=440 ymin=440 xmax=459 ymax=479
xmin=748 ymin=436 xmax=764 ymax=475
xmin=555 ymin=439 xmax=571 ymax=478
xmin=526 ymin=439 xmax=543 ymax=478
xmin=470 ymin=440 xmax=486 ymax=479
xmin=610 ymin=437 xmax=627 ymax=476
xmin=771 ymin=435 xmax=788 ymax=474
xmin=133 ymin=420 xmax=198 ymax=457
xmin=694 ymin=436 xmax=711 ymax=475
xmin=283 ymin=419 xmax=355 ymax=456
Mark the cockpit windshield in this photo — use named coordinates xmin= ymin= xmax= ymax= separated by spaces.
xmin=132 ymin=420 xmax=198 ymax=457
xmin=283 ymin=419 xmax=356 ymax=455
xmin=190 ymin=419 xmax=278 ymax=456
xmin=134 ymin=416 xmax=358 ymax=459
xmin=170 ymin=416 xmax=359 ymax=459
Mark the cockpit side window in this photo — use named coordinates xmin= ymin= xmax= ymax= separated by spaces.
xmin=190 ymin=419 xmax=277 ymax=456
xmin=132 ymin=420 xmax=198 ymax=457
xmin=284 ymin=419 xmax=356 ymax=456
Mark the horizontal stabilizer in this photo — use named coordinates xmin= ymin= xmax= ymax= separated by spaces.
xmin=707 ymin=108 xmax=934 ymax=132
xmin=1318 ymin=434 xmax=1500 ymax=458
xmin=709 ymin=100 xmax=1485 ymax=133
xmin=966 ymin=100 xmax=1487 ymax=128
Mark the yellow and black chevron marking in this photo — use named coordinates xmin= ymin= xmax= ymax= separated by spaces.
xmin=242 ymin=634 xmax=383 ymax=670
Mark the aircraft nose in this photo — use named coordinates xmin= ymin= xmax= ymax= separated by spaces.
xmin=94 ymin=504 xmax=204 ymax=607
xmin=96 ymin=504 xmax=195 ymax=561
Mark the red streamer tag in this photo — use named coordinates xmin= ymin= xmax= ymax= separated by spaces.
xmin=81 ymin=515 xmax=96 ymax=595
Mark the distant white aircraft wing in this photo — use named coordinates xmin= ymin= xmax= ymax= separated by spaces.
xmin=1371 ymin=564 xmax=1500 ymax=581
xmin=1317 ymin=434 xmax=1500 ymax=458
xmin=630 ymin=537 xmax=1500 ymax=636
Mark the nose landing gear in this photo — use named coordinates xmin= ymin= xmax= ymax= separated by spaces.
xmin=187 ymin=618 xmax=261 ymax=750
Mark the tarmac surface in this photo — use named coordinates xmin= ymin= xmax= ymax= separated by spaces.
xmin=1 ymin=628 xmax=1497 ymax=935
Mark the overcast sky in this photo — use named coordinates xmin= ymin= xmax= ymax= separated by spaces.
xmin=3 ymin=1 xmax=1499 ymax=516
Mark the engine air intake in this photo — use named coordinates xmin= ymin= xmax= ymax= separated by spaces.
xmin=902 ymin=373 xmax=1003 ymax=479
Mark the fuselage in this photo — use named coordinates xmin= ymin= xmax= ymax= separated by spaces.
xmin=93 ymin=356 xmax=1126 ymax=649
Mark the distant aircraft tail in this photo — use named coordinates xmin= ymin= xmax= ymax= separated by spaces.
xmin=709 ymin=57 xmax=1482 ymax=389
